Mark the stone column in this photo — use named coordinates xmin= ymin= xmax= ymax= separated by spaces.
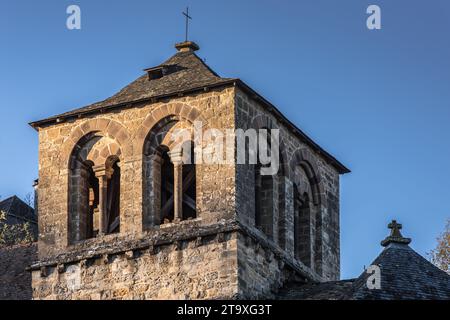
xmin=169 ymin=150 xmax=183 ymax=222
xmin=94 ymin=164 xmax=114 ymax=235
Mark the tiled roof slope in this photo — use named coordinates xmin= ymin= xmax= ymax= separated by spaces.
xmin=32 ymin=51 xmax=234 ymax=123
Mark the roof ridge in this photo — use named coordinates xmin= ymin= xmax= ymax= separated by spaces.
xmin=160 ymin=50 xmax=224 ymax=79
xmin=190 ymin=52 xmax=222 ymax=78
xmin=0 ymin=196 xmax=15 ymax=214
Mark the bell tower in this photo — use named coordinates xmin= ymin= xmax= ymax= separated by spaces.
xmin=29 ymin=41 xmax=348 ymax=300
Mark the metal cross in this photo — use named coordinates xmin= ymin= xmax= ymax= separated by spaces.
xmin=182 ymin=7 xmax=192 ymax=42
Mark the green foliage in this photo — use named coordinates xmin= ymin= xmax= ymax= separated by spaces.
xmin=0 ymin=210 xmax=35 ymax=247
xmin=429 ymin=219 xmax=450 ymax=274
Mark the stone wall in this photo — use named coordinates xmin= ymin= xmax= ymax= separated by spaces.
xmin=31 ymin=223 xmax=238 ymax=300
xmin=30 ymin=222 xmax=322 ymax=300
xmin=234 ymin=87 xmax=341 ymax=281
xmin=33 ymin=83 xmax=342 ymax=299
xmin=36 ymin=87 xmax=236 ymax=259
xmin=0 ymin=243 xmax=37 ymax=300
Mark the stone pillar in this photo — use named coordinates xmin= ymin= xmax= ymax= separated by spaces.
xmin=169 ymin=150 xmax=183 ymax=222
xmin=94 ymin=164 xmax=114 ymax=235
xmin=119 ymin=158 xmax=139 ymax=234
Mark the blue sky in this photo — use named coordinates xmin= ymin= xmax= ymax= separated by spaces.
xmin=1 ymin=0 xmax=449 ymax=279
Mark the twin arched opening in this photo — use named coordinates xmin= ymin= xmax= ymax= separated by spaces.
xmin=68 ymin=132 xmax=122 ymax=244
xmin=142 ymin=116 xmax=197 ymax=229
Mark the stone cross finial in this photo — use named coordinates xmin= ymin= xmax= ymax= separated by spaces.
xmin=388 ymin=220 xmax=402 ymax=237
xmin=381 ymin=219 xmax=412 ymax=247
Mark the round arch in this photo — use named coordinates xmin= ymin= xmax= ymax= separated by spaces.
xmin=62 ymin=118 xmax=131 ymax=166
xmin=289 ymin=148 xmax=324 ymax=206
xmin=133 ymin=103 xmax=206 ymax=156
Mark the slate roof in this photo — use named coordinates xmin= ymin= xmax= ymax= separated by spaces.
xmin=34 ymin=50 xmax=234 ymax=123
xmin=349 ymin=242 xmax=450 ymax=300
xmin=0 ymin=196 xmax=36 ymax=225
xmin=29 ymin=42 xmax=350 ymax=174
xmin=277 ymin=221 xmax=450 ymax=300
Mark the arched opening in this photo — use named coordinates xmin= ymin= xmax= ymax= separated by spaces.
xmin=105 ymin=158 xmax=120 ymax=234
xmin=68 ymin=159 xmax=99 ymax=242
xmin=68 ymin=133 xmax=122 ymax=244
xmin=86 ymin=163 xmax=99 ymax=239
xmin=254 ymin=129 xmax=277 ymax=239
xmin=142 ymin=119 xmax=197 ymax=228
xmin=294 ymin=188 xmax=312 ymax=267
xmin=160 ymin=147 xmax=174 ymax=224
xmin=158 ymin=144 xmax=197 ymax=223
xmin=182 ymin=143 xmax=196 ymax=220
xmin=142 ymin=118 xmax=178 ymax=228
xmin=255 ymin=165 xmax=275 ymax=238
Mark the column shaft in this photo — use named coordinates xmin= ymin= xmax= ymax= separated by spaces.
xmin=173 ymin=163 xmax=183 ymax=221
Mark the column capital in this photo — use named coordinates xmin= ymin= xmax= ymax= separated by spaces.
xmin=93 ymin=164 xmax=114 ymax=179
xmin=168 ymin=150 xmax=184 ymax=165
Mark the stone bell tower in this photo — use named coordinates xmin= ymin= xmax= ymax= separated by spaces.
xmin=29 ymin=41 xmax=349 ymax=300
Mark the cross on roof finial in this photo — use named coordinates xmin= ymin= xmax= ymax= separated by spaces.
xmin=388 ymin=220 xmax=402 ymax=237
xmin=182 ymin=7 xmax=192 ymax=42
xmin=381 ymin=219 xmax=412 ymax=247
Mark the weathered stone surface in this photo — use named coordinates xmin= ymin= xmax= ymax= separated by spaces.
xmin=32 ymin=222 xmax=239 ymax=300
xmin=234 ymin=87 xmax=341 ymax=281
xmin=0 ymin=243 xmax=37 ymax=300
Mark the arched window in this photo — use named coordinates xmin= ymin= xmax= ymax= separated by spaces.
xmin=160 ymin=147 xmax=174 ymax=224
xmin=255 ymin=165 xmax=275 ymax=238
xmin=254 ymin=129 xmax=277 ymax=240
xmin=181 ymin=144 xmax=196 ymax=220
xmin=142 ymin=119 xmax=197 ymax=228
xmin=68 ymin=159 xmax=98 ymax=242
xmin=68 ymin=133 xmax=121 ymax=244
xmin=105 ymin=158 xmax=120 ymax=233
xmin=158 ymin=144 xmax=196 ymax=223
xmin=294 ymin=187 xmax=312 ymax=267
xmin=86 ymin=162 xmax=99 ymax=239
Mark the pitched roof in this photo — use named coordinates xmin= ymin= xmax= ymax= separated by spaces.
xmin=0 ymin=196 xmax=36 ymax=225
xmin=31 ymin=49 xmax=234 ymax=125
xmin=29 ymin=42 xmax=350 ymax=174
xmin=277 ymin=220 xmax=450 ymax=300
xmin=349 ymin=242 xmax=450 ymax=300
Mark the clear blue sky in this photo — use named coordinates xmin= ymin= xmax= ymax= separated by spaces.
xmin=1 ymin=0 xmax=449 ymax=279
